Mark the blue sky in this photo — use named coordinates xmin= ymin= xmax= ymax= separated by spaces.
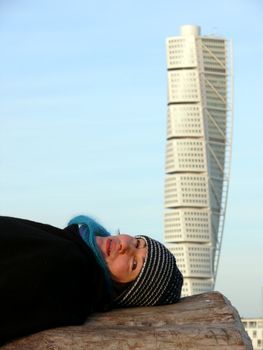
xmin=0 ymin=0 xmax=262 ymax=317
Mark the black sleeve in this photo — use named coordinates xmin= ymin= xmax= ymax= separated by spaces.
xmin=0 ymin=216 xmax=75 ymax=240
xmin=0 ymin=235 xmax=105 ymax=345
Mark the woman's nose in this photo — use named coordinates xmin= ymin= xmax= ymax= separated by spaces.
xmin=118 ymin=240 xmax=132 ymax=254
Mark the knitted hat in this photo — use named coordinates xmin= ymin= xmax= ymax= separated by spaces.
xmin=113 ymin=235 xmax=183 ymax=307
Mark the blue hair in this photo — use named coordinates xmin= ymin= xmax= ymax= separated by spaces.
xmin=68 ymin=215 xmax=112 ymax=291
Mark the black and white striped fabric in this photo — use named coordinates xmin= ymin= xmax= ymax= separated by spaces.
xmin=113 ymin=235 xmax=183 ymax=307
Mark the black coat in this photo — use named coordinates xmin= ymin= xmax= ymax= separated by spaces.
xmin=0 ymin=216 xmax=110 ymax=345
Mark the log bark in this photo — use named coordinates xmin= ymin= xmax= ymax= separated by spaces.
xmin=2 ymin=292 xmax=252 ymax=349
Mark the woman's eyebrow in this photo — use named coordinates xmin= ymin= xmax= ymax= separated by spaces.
xmin=139 ymin=238 xmax=146 ymax=248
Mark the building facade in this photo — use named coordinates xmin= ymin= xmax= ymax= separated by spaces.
xmin=164 ymin=25 xmax=233 ymax=296
xmin=242 ymin=318 xmax=263 ymax=350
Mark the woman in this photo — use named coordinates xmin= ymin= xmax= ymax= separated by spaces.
xmin=0 ymin=215 xmax=183 ymax=344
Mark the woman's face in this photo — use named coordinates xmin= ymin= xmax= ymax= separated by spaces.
xmin=96 ymin=235 xmax=147 ymax=283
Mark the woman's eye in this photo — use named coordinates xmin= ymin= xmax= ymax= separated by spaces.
xmin=132 ymin=259 xmax=137 ymax=270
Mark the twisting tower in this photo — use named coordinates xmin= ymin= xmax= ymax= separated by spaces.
xmin=164 ymin=25 xmax=233 ymax=296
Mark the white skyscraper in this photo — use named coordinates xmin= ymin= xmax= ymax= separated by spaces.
xmin=164 ymin=25 xmax=233 ymax=296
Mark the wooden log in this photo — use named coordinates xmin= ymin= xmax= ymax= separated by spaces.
xmin=2 ymin=292 xmax=252 ymax=349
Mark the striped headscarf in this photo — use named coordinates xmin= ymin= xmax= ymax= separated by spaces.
xmin=113 ymin=235 xmax=183 ymax=307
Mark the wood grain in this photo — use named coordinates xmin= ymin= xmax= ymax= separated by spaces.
xmin=2 ymin=292 xmax=252 ymax=349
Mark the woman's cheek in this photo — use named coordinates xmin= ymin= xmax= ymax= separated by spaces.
xmin=110 ymin=259 xmax=128 ymax=282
